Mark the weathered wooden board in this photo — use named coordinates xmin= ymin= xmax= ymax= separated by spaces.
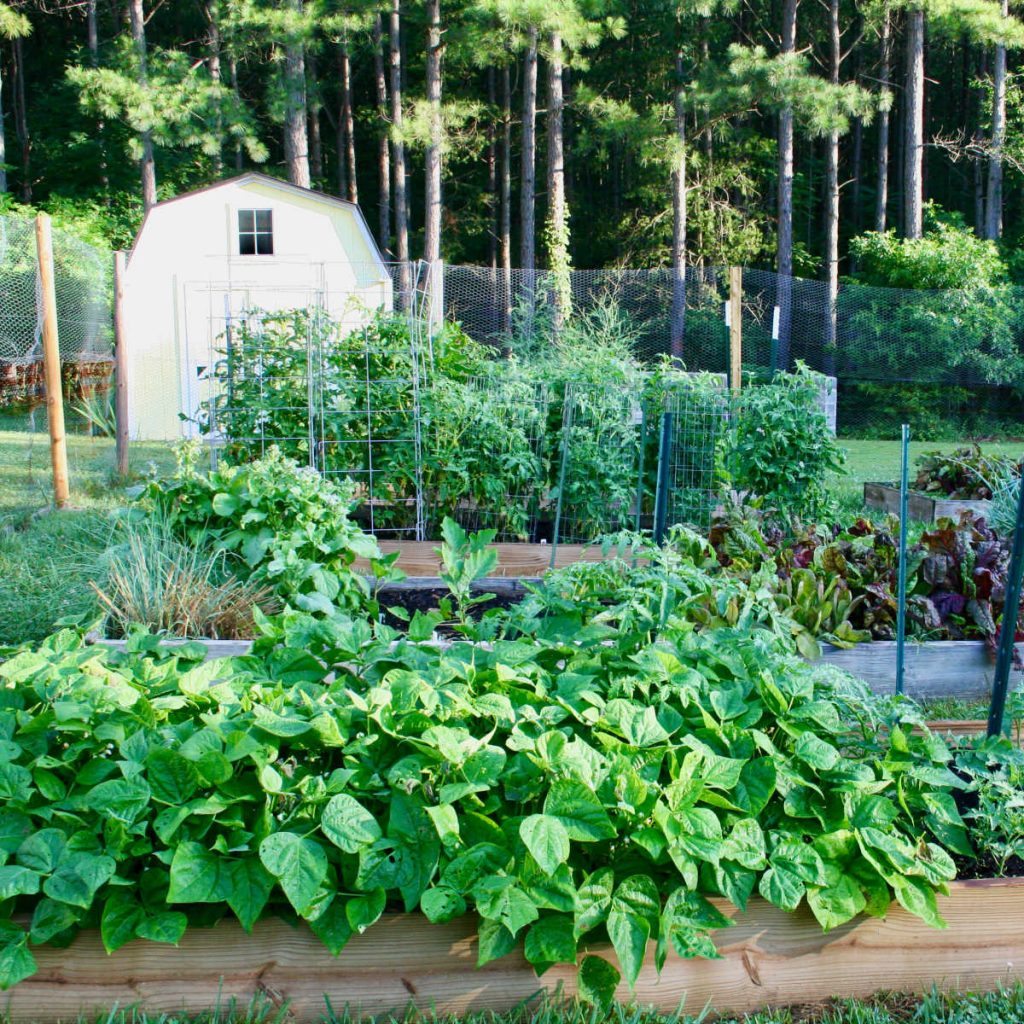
xmin=863 ymin=483 xmax=991 ymax=523
xmin=924 ymin=719 xmax=1024 ymax=747
xmin=5 ymin=879 xmax=1023 ymax=1022
xmin=819 ymin=640 xmax=1024 ymax=699
xmin=353 ymin=541 xmax=614 ymax=577
xmin=91 ymin=637 xmax=254 ymax=660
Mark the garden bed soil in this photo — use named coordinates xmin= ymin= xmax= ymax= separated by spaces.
xmin=6 ymin=878 xmax=1024 ymax=1023
xmin=863 ymin=483 xmax=991 ymax=523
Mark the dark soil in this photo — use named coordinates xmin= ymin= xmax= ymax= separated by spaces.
xmin=953 ymin=851 xmax=1024 ymax=880
xmin=377 ymin=582 xmax=532 ymax=635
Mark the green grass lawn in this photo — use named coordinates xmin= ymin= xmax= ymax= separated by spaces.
xmin=0 ymin=416 xmax=174 ymax=645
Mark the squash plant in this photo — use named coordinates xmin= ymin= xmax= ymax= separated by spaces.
xmin=0 ymin=538 xmax=970 ymax=1002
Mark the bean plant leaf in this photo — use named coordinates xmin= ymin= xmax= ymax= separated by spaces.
xmin=258 ymin=833 xmax=328 ymax=916
xmin=519 ymin=814 xmax=570 ymax=876
xmin=321 ymin=793 xmax=382 ymax=854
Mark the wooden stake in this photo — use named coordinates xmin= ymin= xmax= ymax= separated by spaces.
xmin=113 ymin=250 xmax=129 ymax=477
xmin=728 ymin=265 xmax=742 ymax=390
xmin=35 ymin=213 xmax=70 ymax=509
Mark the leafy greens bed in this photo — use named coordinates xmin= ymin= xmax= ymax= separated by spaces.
xmin=0 ymin=542 xmax=983 ymax=1002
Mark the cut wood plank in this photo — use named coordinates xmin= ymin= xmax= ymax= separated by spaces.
xmin=863 ymin=483 xmax=990 ymax=524
xmin=354 ymin=541 xmax=616 ymax=577
xmin=819 ymin=640 xmax=1024 ymax=699
xmin=924 ymin=719 xmax=1024 ymax=747
xmin=6 ymin=879 xmax=1024 ymax=1021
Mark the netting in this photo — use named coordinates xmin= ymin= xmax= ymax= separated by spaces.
xmin=0 ymin=214 xmax=114 ymax=516
xmin=443 ymin=264 xmax=1024 ymax=441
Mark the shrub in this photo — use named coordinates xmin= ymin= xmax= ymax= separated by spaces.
xmin=137 ymin=445 xmax=386 ymax=618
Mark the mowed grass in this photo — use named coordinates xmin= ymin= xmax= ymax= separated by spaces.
xmin=0 ymin=415 xmax=174 ymax=645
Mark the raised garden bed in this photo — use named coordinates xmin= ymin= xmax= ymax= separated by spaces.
xmin=923 ymin=718 xmax=1024 ymax=747
xmin=863 ymin=483 xmax=990 ymax=523
xmin=819 ymin=639 xmax=1024 ymax=700
xmin=6 ymin=878 xmax=1023 ymax=1023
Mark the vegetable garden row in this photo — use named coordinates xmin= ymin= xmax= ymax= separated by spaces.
xmin=2 ymin=303 xmax=1024 ymax=1021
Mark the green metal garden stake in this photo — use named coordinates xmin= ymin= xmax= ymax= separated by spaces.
xmin=634 ymin=405 xmax=647 ymax=535
xmin=987 ymin=463 xmax=1024 ymax=738
xmin=653 ymin=411 xmax=673 ymax=546
xmin=895 ymin=424 xmax=910 ymax=695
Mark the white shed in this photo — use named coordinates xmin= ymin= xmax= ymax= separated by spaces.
xmin=122 ymin=173 xmax=392 ymax=441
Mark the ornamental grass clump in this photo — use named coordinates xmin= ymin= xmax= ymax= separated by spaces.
xmin=0 ymin=528 xmax=974 ymax=1002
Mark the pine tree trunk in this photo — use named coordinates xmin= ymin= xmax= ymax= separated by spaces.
xmin=824 ymin=0 xmax=840 ymax=373
xmin=390 ymin=0 xmax=410 ymax=298
xmin=340 ymin=39 xmax=357 ymax=204
xmin=500 ymin=62 xmax=512 ymax=332
xmin=520 ymin=26 xmax=538 ymax=274
xmin=546 ymin=31 xmax=568 ymax=329
xmin=874 ymin=5 xmax=891 ymax=232
xmin=487 ymin=67 xmax=498 ymax=271
xmin=283 ymin=0 xmax=310 ymax=189
xmin=984 ymin=0 xmax=1008 ymax=240
xmin=126 ymin=0 xmax=156 ymax=208
xmin=775 ymin=0 xmax=797 ymax=369
xmin=903 ymin=3 xmax=925 ymax=239
xmin=203 ymin=0 xmax=223 ymax=176
xmin=307 ymin=52 xmax=323 ymax=185
xmin=373 ymin=13 xmax=390 ymax=253
xmin=0 ymin=53 xmax=7 ymax=194
xmin=423 ymin=0 xmax=442 ymax=264
xmin=230 ymin=54 xmax=243 ymax=170
xmin=670 ymin=51 xmax=686 ymax=362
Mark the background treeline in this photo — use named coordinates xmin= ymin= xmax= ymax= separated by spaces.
xmin=2 ymin=0 xmax=1024 ymax=279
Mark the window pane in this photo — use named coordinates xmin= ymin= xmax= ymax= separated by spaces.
xmin=255 ymin=232 xmax=273 ymax=255
xmin=237 ymin=209 xmax=255 ymax=232
xmin=239 ymin=232 xmax=256 ymax=256
xmin=254 ymin=209 xmax=273 ymax=232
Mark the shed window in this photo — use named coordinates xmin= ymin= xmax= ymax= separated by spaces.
xmin=238 ymin=209 xmax=273 ymax=255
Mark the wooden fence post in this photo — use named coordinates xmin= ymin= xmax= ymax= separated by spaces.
xmin=728 ymin=265 xmax=742 ymax=390
xmin=35 ymin=213 xmax=70 ymax=509
xmin=113 ymin=250 xmax=129 ymax=476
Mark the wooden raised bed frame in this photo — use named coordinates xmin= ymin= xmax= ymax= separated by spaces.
xmin=6 ymin=878 xmax=1023 ymax=1022
xmin=863 ymin=483 xmax=990 ymax=524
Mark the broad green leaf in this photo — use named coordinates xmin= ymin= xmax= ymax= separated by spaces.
xmin=758 ymin=866 xmax=804 ymax=912
xmin=136 ymin=911 xmax=188 ymax=945
xmin=471 ymin=874 xmax=539 ymax=936
xmin=519 ymin=814 xmax=570 ymax=876
xmin=577 ymin=954 xmax=621 ymax=1009
xmin=29 ymin=898 xmax=79 ymax=944
xmin=43 ymin=853 xmax=115 ymax=909
xmin=101 ymin=892 xmax=143 ymax=953
xmin=321 ymin=793 xmax=382 ymax=854
xmin=524 ymin=915 xmax=578 ymax=973
xmin=476 ymin=917 xmax=517 ymax=966
xmin=607 ymin=875 xmax=659 ymax=987
xmin=168 ymin=842 xmax=229 ymax=904
xmin=258 ymin=833 xmax=328 ymax=916
xmin=0 ymin=865 xmax=39 ymax=901
xmin=891 ymin=874 xmax=946 ymax=929
xmin=575 ymin=867 xmax=614 ymax=937
xmin=544 ymin=780 xmax=615 ymax=842
xmin=85 ymin=779 xmax=151 ymax=825
xmin=346 ymin=888 xmax=386 ymax=933
xmin=227 ymin=858 xmax=274 ymax=932
xmin=147 ymin=749 xmax=200 ymax=804
xmin=310 ymin=898 xmax=353 ymax=956
xmin=794 ymin=733 xmax=840 ymax=771
xmin=420 ymin=885 xmax=466 ymax=924
xmin=16 ymin=829 xmax=66 ymax=874
xmin=0 ymin=923 xmax=35 ymax=990
xmin=807 ymin=875 xmax=866 ymax=930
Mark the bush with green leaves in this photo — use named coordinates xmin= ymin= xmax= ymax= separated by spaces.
xmin=0 ymin=526 xmax=976 ymax=1000
xmin=721 ymin=365 xmax=846 ymax=521
xmin=137 ymin=444 xmax=386 ymax=618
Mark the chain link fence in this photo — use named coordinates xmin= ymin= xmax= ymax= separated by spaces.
xmin=444 ymin=264 xmax=1024 ymax=441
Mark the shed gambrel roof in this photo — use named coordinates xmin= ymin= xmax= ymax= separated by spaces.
xmin=128 ymin=172 xmax=384 ymax=265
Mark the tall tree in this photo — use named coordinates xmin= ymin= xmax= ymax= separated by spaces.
xmin=203 ymin=0 xmax=224 ymax=175
xmin=874 ymin=3 xmax=892 ymax=232
xmin=776 ymin=0 xmax=798 ymax=367
xmin=127 ymin=0 xmax=157 ymax=208
xmin=521 ymin=25 xmax=538 ymax=273
xmin=985 ymin=0 xmax=1010 ymax=239
xmin=670 ymin=48 xmax=686 ymax=360
xmin=373 ymin=12 xmax=390 ymax=251
xmin=546 ymin=29 xmax=568 ymax=324
xmin=283 ymin=0 xmax=310 ymax=187
xmin=390 ymin=0 xmax=409 ymax=289
xmin=424 ymin=0 xmax=443 ymax=262
xmin=0 ymin=5 xmax=30 ymax=196
xmin=903 ymin=2 xmax=925 ymax=238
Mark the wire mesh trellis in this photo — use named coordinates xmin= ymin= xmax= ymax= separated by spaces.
xmin=422 ymin=374 xmax=551 ymax=542
xmin=551 ymin=381 xmax=647 ymax=546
